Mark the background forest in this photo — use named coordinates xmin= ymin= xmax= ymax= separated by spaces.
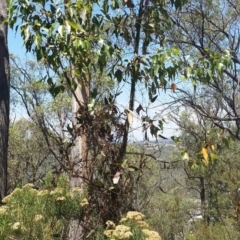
xmin=0 ymin=0 xmax=240 ymax=239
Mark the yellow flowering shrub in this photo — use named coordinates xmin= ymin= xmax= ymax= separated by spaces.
xmin=0 ymin=173 xmax=87 ymax=239
xmin=103 ymin=211 xmax=161 ymax=240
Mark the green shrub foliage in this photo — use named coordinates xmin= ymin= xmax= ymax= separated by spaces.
xmin=0 ymin=173 xmax=87 ymax=239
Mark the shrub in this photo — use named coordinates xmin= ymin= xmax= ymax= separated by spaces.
xmin=102 ymin=211 xmax=162 ymax=240
xmin=0 ymin=174 xmax=86 ymax=239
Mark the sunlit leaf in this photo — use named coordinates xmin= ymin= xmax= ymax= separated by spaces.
xmin=64 ymin=20 xmax=71 ymax=33
xmin=126 ymin=109 xmax=136 ymax=126
xmin=113 ymin=171 xmax=121 ymax=184
xmin=58 ymin=25 xmax=64 ymax=37
xmin=206 ymin=141 xmax=215 ymax=150
xmin=210 ymin=153 xmax=218 ymax=162
xmin=24 ymin=27 xmax=30 ymax=43
xmin=201 ymin=147 xmax=208 ymax=163
xmin=100 ymin=151 xmax=106 ymax=157
xmin=181 ymin=151 xmax=189 ymax=161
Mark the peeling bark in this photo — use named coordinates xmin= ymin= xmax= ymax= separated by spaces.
xmin=68 ymin=80 xmax=89 ymax=240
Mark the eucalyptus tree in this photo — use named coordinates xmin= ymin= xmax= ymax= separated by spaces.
xmin=8 ymin=0 xmax=191 ymax=238
xmin=0 ymin=0 xmax=9 ymax=201
xmin=164 ymin=0 xmax=240 ymax=140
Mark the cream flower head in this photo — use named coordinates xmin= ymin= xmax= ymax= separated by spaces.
xmin=34 ymin=214 xmax=44 ymax=222
xmin=126 ymin=211 xmax=145 ymax=221
xmin=56 ymin=196 xmax=66 ymax=201
xmin=106 ymin=220 xmax=116 ymax=229
xmin=142 ymin=229 xmax=162 ymax=240
xmin=12 ymin=222 xmax=21 ymax=230
xmin=113 ymin=225 xmax=133 ymax=239
xmin=37 ymin=190 xmax=49 ymax=196
xmin=80 ymin=198 xmax=89 ymax=207
xmin=22 ymin=183 xmax=35 ymax=188
xmin=0 ymin=206 xmax=8 ymax=214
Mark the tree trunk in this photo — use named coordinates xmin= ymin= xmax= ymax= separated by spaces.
xmin=200 ymin=176 xmax=206 ymax=221
xmin=0 ymin=0 xmax=9 ymax=201
xmin=68 ymin=80 xmax=89 ymax=240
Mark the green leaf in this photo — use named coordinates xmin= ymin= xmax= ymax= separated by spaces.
xmin=150 ymin=95 xmax=158 ymax=103
xmin=210 ymin=153 xmax=219 ymax=162
xmin=86 ymin=230 xmax=95 ymax=238
xmin=158 ymin=134 xmax=167 ymax=139
xmin=171 ymin=136 xmax=180 ymax=143
xmin=36 ymin=48 xmax=44 ymax=61
xmin=222 ymin=137 xmax=229 ymax=149
xmin=114 ymin=69 xmax=123 ymax=82
xmin=49 ymin=85 xmax=65 ymax=98
xmin=66 ymin=20 xmax=83 ymax=31
xmin=34 ymin=33 xmax=41 ymax=49
xmin=150 ymin=124 xmax=159 ymax=138
xmin=47 ymin=77 xmax=53 ymax=86
xmin=128 ymin=166 xmax=139 ymax=171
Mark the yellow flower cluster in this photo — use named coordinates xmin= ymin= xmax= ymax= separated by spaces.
xmin=2 ymin=187 xmax=22 ymax=203
xmin=120 ymin=211 xmax=149 ymax=229
xmin=22 ymin=183 xmax=35 ymax=189
xmin=104 ymin=211 xmax=161 ymax=240
xmin=34 ymin=214 xmax=44 ymax=222
xmin=12 ymin=222 xmax=21 ymax=230
xmin=0 ymin=181 xmax=88 ymax=239
xmin=104 ymin=224 xmax=133 ymax=239
xmin=80 ymin=198 xmax=89 ymax=207
xmin=37 ymin=190 xmax=49 ymax=196
xmin=106 ymin=220 xmax=116 ymax=229
xmin=56 ymin=196 xmax=66 ymax=201
xmin=142 ymin=229 xmax=161 ymax=240
xmin=125 ymin=211 xmax=145 ymax=221
xmin=50 ymin=187 xmax=64 ymax=195
xmin=0 ymin=206 xmax=8 ymax=214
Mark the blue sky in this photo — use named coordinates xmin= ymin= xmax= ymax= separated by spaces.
xmin=9 ymin=28 xmax=27 ymax=57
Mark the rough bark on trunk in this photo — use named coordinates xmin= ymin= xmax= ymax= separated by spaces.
xmin=0 ymin=0 xmax=9 ymax=201
xmin=68 ymin=80 xmax=89 ymax=240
